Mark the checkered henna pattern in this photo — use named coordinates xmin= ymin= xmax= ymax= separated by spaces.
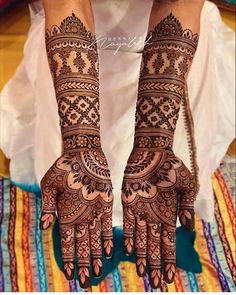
xmin=121 ymin=13 xmax=199 ymax=288
xmin=39 ymin=13 xmax=113 ymax=289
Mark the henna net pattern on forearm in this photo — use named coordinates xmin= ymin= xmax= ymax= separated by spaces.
xmin=40 ymin=13 xmax=113 ymax=288
xmin=122 ymin=13 xmax=199 ymax=288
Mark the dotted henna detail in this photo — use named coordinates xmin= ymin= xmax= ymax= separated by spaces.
xmin=122 ymin=13 xmax=199 ymax=288
xmin=46 ymin=13 xmax=100 ymax=135
xmin=135 ymin=13 xmax=198 ymax=133
xmin=41 ymin=13 xmax=114 ymax=288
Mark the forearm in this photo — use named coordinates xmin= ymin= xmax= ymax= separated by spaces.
xmin=134 ymin=1 xmax=204 ymax=150
xmin=43 ymin=0 xmax=100 ymax=153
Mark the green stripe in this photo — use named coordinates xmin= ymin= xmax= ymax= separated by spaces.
xmin=35 ymin=193 xmax=48 ymax=291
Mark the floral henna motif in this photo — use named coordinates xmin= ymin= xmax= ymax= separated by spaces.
xmin=40 ymin=13 xmax=114 ymax=288
xmin=122 ymin=150 xmax=197 ymax=288
xmin=122 ymin=13 xmax=199 ymax=288
xmin=40 ymin=150 xmax=113 ymax=287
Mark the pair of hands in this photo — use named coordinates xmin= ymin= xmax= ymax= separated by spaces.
xmin=40 ymin=145 xmax=197 ymax=289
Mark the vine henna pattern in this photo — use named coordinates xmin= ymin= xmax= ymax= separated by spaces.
xmin=122 ymin=13 xmax=199 ymax=288
xmin=40 ymin=14 xmax=114 ymax=288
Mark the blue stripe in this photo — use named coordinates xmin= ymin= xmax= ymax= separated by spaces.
xmin=0 ymin=178 xmax=4 ymax=291
xmin=187 ymin=272 xmax=199 ymax=292
xmin=202 ymin=221 xmax=230 ymax=291
xmin=69 ymin=280 xmax=77 ymax=292
xmin=112 ymin=267 xmax=123 ymax=292
xmin=35 ymin=192 xmax=48 ymax=291
xmin=144 ymin=274 xmax=153 ymax=292
xmin=2 ymin=179 xmax=11 ymax=291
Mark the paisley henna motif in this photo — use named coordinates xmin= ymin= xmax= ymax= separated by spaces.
xmin=122 ymin=13 xmax=199 ymax=288
xmin=40 ymin=13 xmax=113 ymax=288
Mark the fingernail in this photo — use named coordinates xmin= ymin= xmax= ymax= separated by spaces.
xmin=78 ymin=266 xmax=91 ymax=289
xmin=136 ymin=258 xmax=146 ymax=277
xmin=93 ymin=258 xmax=103 ymax=278
xmin=124 ymin=238 xmax=134 ymax=255
xmin=63 ymin=262 xmax=74 ymax=281
xmin=164 ymin=264 xmax=176 ymax=284
xmin=104 ymin=239 xmax=113 ymax=258
xmin=150 ymin=269 xmax=161 ymax=289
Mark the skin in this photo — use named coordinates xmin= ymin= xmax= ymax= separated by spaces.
xmin=121 ymin=0 xmax=205 ymax=289
xmin=41 ymin=0 xmax=114 ymax=289
xmin=41 ymin=0 xmax=205 ymax=289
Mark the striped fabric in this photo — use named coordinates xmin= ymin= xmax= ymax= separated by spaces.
xmin=0 ymin=155 xmax=235 ymax=292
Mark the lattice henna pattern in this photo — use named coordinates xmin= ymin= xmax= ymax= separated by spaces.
xmin=135 ymin=13 xmax=199 ymax=146
xmin=40 ymin=14 xmax=114 ymax=288
xmin=122 ymin=13 xmax=199 ymax=289
xmin=46 ymin=13 xmax=100 ymax=135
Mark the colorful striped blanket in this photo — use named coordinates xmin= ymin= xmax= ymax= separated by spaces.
xmin=0 ymin=155 xmax=235 ymax=292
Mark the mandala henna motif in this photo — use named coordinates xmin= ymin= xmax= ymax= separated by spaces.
xmin=122 ymin=13 xmax=199 ymax=288
xmin=39 ymin=13 xmax=113 ymax=288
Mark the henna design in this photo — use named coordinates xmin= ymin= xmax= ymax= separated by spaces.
xmin=40 ymin=13 xmax=114 ymax=288
xmin=46 ymin=12 xmax=100 ymax=135
xmin=122 ymin=13 xmax=199 ymax=288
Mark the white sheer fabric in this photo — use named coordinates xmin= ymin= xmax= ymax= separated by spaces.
xmin=0 ymin=0 xmax=235 ymax=225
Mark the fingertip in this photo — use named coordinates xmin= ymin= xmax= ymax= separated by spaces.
xmin=104 ymin=239 xmax=113 ymax=258
xmin=63 ymin=262 xmax=75 ymax=281
xmin=150 ymin=269 xmax=161 ymax=289
xmin=92 ymin=258 xmax=103 ymax=278
xmin=78 ymin=266 xmax=91 ymax=289
xmin=163 ymin=263 xmax=176 ymax=284
xmin=136 ymin=258 xmax=147 ymax=277
xmin=179 ymin=209 xmax=195 ymax=231
xmin=124 ymin=237 xmax=134 ymax=256
xmin=39 ymin=212 xmax=55 ymax=230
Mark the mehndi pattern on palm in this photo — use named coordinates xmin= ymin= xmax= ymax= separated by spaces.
xmin=122 ymin=13 xmax=199 ymax=289
xmin=40 ymin=13 xmax=114 ymax=289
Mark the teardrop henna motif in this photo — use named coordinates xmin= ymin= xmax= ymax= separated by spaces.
xmin=122 ymin=13 xmax=199 ymax=286
xmin=40 ymin=13 xmax=113 ymax=287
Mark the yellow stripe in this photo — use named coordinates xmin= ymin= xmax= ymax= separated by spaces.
xmin=15 ymin=188 xmax=25 ymax=291
xmin=92 ymin=285 xmax=100 ymax=292
xmin=125 ymin=262 xmax=144 ymax=292
xmin=47 ymin=227 xmax=69 ymax=292
xmin=168 ymin=281 xmax=176 ymax=292
xmin=195 ymin=216 xmax=222 ymax=292
xmin=212 ymin=175 xmax=235 ymax=255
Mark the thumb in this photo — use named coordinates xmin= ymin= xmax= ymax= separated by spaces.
xmin=177 ymin=168 xmax=197 ymax=232
xmin=39 ymin=171 xmax=57 ymax=230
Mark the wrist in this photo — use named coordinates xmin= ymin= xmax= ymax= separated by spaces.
xmin=134 ymin=128 xmax=174 ymax=151
xmin=62 ymin=125 xmax=101 ymax=153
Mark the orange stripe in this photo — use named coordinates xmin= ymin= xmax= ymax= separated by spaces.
xmin=215 ymin=170 xmax=236 ymax=239
xmin=196 ymin=273 xmax=207 ymax=292
xmin=174 ymin=269 xmax=184 ymax=291
xmin=99 ymin=279 xmax=108 ymax=291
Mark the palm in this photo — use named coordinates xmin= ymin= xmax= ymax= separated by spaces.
xmin=40 ymin=150 xmax=113 ymax=288
xmin=121 ymin=149 xmax=196 ymax=287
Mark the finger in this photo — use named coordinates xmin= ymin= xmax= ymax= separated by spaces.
xmin=59 ymin=223 xmax=75 ymax=280
xmin=178 ymin=168 xmax=197 ymax=231
xmin=161 ymin=225 xmax=176 ymax=284
xmin=147 ymin=223 xmax=161 ymax=289
xmin=123 ymin=207 xmax=135 ymax=256
xmin=89 ymin=218 xmax=103 ymax=278
xmin=135 ymin=216 xmax=147 ymax=277
xmin=39 ymin=170 xmax=58 ymax=230
xmin=101 ymin=207 xmax=113 ymax=258
xmin=76 ymin=223 xmax=91 ymax=289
